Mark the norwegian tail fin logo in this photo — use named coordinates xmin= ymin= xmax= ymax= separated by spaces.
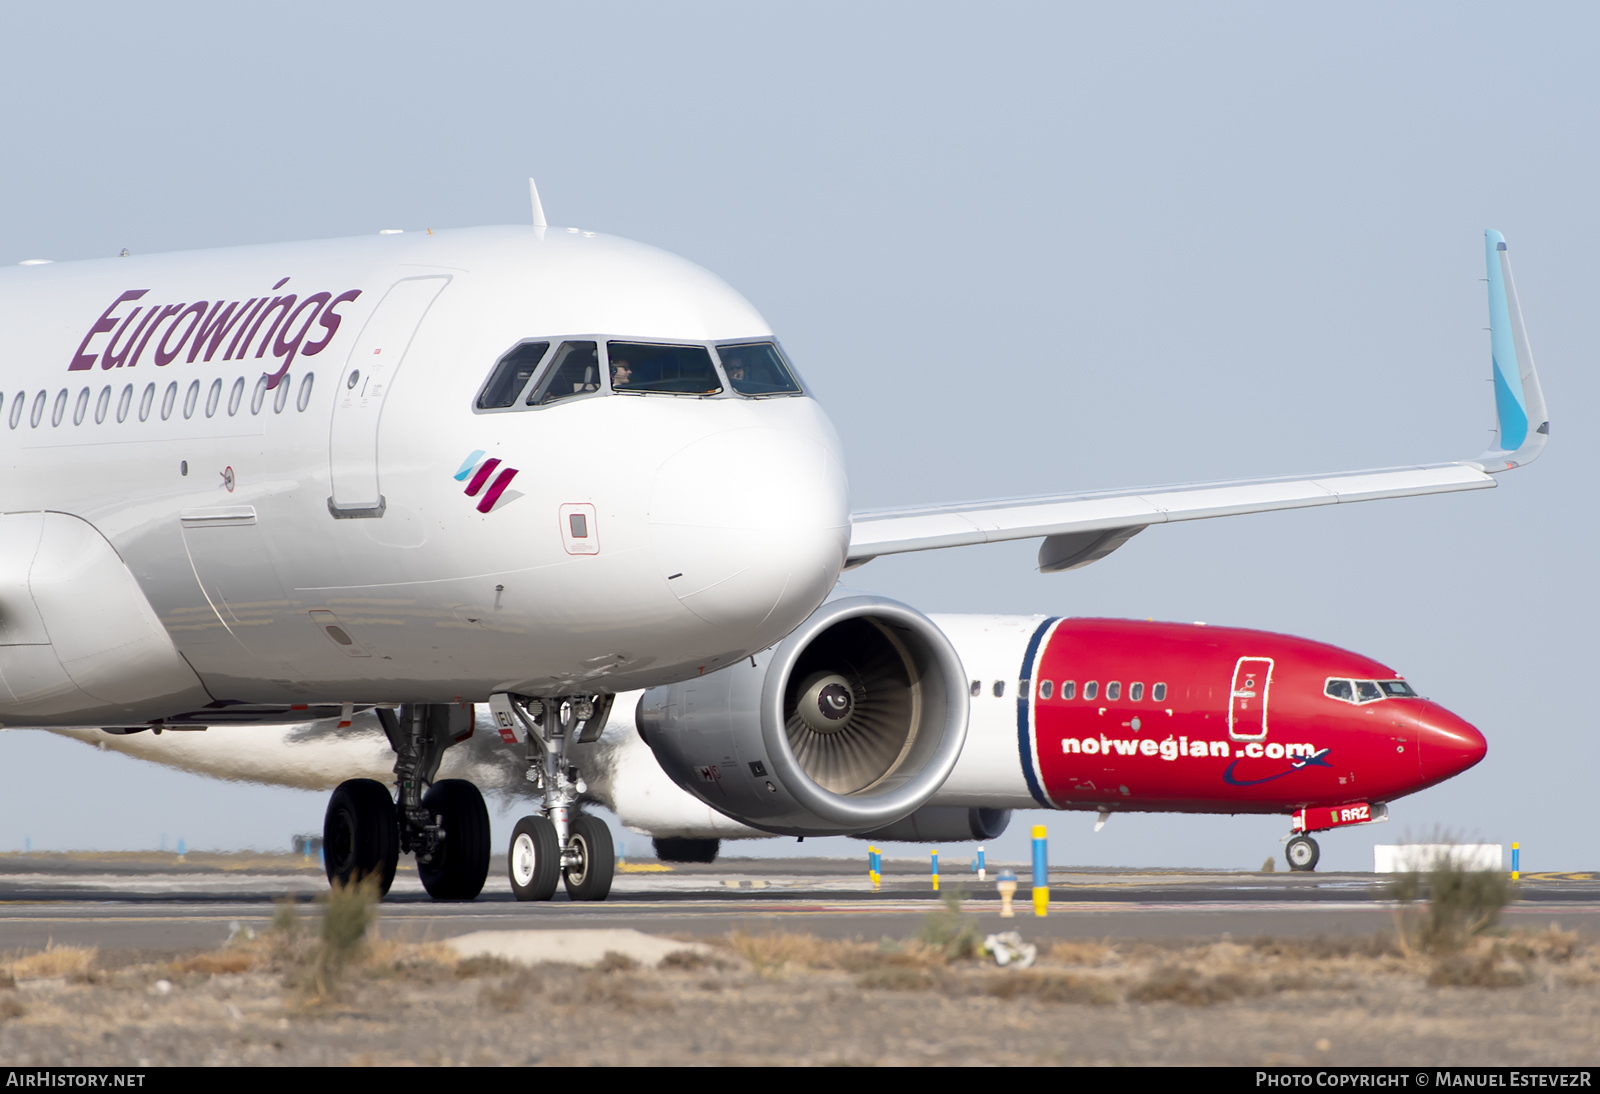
xmin=1477 ymin=230 xmax=1549 ymax=471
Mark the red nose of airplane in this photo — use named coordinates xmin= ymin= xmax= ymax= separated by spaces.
xmin=1414 ymin=702 xmax=1488 ymax=785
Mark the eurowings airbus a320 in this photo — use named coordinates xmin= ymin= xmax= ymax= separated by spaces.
xmin=0 ymin=189 xmax=1546 ymax=899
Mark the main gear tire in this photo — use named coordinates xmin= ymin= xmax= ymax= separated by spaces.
xmin=509 ymin=814 xmax=561 ymax=901
xmin=562 ymin=813 xmax=615 ymax=902
xmin=1286 ymin=834 xmax=1321 ymax=872
xmin=324 ymin=779 xmax=399 ymax=896
xmin=417 ymin=779 xmax=492 ymax=901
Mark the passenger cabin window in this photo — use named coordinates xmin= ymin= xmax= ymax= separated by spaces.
xmin=1083 ymin=681 xmax=1098 ymax=701
xmin=1130 ymin=682 xmax=1144 ymax=702
xmin=1061 ymin=681 xmax=1075 ymax=700
xmin=477 ymin=341 xmax=550 ymax=408
xmin=1106 ymin=682 xmax=1121 ymax=701
xmin=1152 ymin=683 xmax=1166 ymax=702
xmin=970 ymin=680 xmax=981 ymax=698
xmin=529 ymin=342 xmax=600 ymax=405
xmin=992 ymin=681 xmax=1005 ymax=698
xmin=608 ymin=342 xmax=721 ymax=396
xmin=1039 ymin=680 xmax=1053 ymax=700
xmin=715 ymin=342 xmax=803 ymax=396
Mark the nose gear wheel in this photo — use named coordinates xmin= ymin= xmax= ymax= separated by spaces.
xmin=562 ymin=813 xmax=615 ymax=901
xmin=1286 ymin=834 xmax=1321 ymax=872
xmin=508 ymin=814 xmax=561 ymax=901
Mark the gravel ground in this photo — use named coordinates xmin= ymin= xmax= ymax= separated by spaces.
xmin=1 ymin=916 xmax=1596 ymax=1066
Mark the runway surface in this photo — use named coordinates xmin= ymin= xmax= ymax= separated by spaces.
xmin=0 ymin=853 xmax=1594 ymax=956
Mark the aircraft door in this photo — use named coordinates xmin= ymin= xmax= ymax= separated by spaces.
xmin=328 ymin=276 xmax=450 ymax=516
xmin=1228 ymin=656 xmax=1273 ymax=741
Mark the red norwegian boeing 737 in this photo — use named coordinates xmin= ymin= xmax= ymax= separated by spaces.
xmin=991 ymin=617 xmax=1484 ymax=868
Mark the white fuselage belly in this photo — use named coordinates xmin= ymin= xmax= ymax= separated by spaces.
xmin=0 ymin=227 xmax=850 ymax=724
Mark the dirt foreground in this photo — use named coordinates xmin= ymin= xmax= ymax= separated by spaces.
xmin=0 ymin=903 xmax=1596 ymax=1066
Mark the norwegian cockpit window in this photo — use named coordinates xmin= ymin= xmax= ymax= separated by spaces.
xmin=607 ymin=342 xmax=721 ymax=396
xmin=1325 ymin=679 xmax=1355 ymax=703
xmin=715 ymin=342 xmax=803 ymax=396
xmin=1354 ymin=680 xmax=1384 ymax=704
xmin=477 ymin=342 xmax=550 ymax=409
xmin=528 ymin=341 xmax=600 ymax=405
xmin=1379 ymin=680 xmax=1417 ymax=698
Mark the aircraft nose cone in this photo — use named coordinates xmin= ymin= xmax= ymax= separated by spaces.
xmin=650 ymin=426 xmax=850 ymax=645
xmin=1415 ymin=703 xmax=1487 ymax=784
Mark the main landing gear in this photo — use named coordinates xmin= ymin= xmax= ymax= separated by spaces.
xmin=322 ymin=702 xmax=490 ymax=900
xmin=1285 ymin=834 xmax=1321 ymax=872
xmin=493 ymin=692 xmax=617 ymax=902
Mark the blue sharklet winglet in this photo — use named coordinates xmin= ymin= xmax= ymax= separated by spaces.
xmin=1473 ymin=230 xmax=1549 ymax=472
xmin=846 ymin=231 xmax=1550 ymax=568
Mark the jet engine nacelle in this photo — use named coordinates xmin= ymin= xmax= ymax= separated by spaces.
xmin=854 ymin=805 xmax=1013 ymax=844
xmin=635 ymin=595 xmax=969 ymax=836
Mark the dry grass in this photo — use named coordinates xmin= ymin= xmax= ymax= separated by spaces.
xmin=175 ymin=951 xmax=257 ymax=976
xmin=659 ymin=949 xmax=731 ymax=971
xmin=1047 ymin=940 xmax=1117 ymax=967
xmin=4 ymin=943 xmax=97 ymax=981
xmin=725 ymin=930 xmax=853 ymax=977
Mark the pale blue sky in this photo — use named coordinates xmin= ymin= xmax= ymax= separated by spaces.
xmin=1 ymin=2 xmax=1594 ymax=870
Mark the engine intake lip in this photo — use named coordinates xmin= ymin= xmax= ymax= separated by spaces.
xmin=758 ymin=594 xmax=969 ymax=828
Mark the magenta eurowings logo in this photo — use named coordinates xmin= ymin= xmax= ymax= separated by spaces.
xmin=454 ymin=450 xmax=519 ymax=513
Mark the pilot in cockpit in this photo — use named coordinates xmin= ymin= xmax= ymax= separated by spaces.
xmin=610 ymin=358 xmax=633 ymax=390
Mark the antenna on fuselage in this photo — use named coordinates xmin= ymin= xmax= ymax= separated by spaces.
xmin=528 ymin=178 xmax=548 ymax=228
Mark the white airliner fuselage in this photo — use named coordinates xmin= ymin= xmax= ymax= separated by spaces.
xmin=0 ymin=227 xmax=850 ymax=726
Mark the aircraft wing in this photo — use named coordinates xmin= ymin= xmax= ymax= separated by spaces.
xmin=847 ymin=230 xmax=1548 ymax=572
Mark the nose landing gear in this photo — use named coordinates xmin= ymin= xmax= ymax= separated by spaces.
xmin=492 ymin=692 xmax=617 ymax=902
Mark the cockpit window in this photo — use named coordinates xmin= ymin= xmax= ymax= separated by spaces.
xmin=1325 ymin=678 xmax=1400 ymax=705
xmin=715 ymin=342 xmax=803 ymax=396
xmin=607 ymin=342 xmax=721 ymax=396
xmin=477 ymin=342 xmax=550 ymax=409
xmin=527 ymin=341 xmax=600 ymax=405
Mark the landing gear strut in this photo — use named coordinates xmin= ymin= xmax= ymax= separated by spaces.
xmin=1286 ymin=834 xmax=1321 ymax=872
xmin=493 ymin=693 xmax=616 ymax=902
